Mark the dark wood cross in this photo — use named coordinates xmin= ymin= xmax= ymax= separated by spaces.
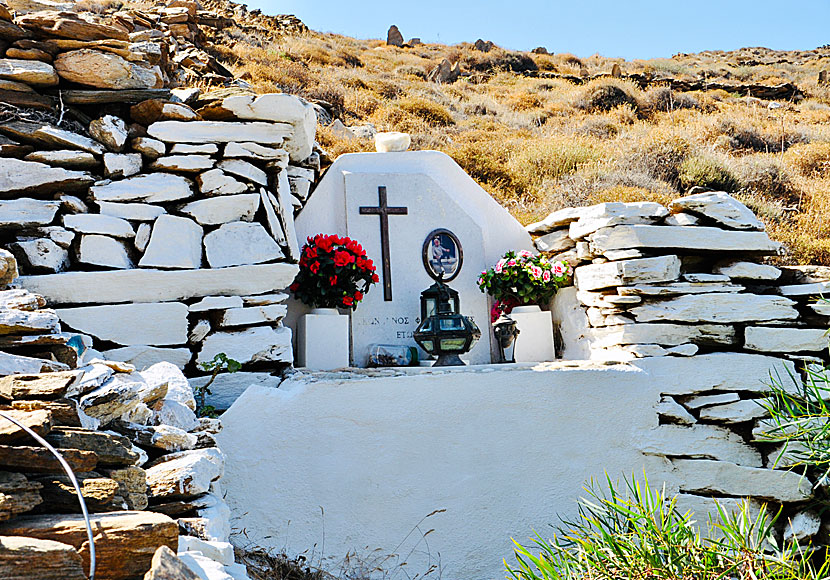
xmin=359 ymin=186 xmax=408 ymax=301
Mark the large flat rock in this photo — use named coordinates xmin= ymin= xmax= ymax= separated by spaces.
xmin=203 ymin=221 xmax=283 ymax=267
xmin=0 ymin=511 xmax=178 ymax=580
xmin=0 ymin=308 xmax=59 ymax=334
xmin=638 ymin=424 xmax=762 ymax=466
xmin=633 ymin=353 xmax=800 ymax=395
xmin=0 ymin=444 xmax=97 ymax=473
xmin=591 ymin=323 xmax=737 ymax=348
xmin=197 ymin=326 xmax=292 ymax=365
xmin=575 ymin=255 xmax=680 ymax=291
xmin=90 ymin=173 xmax=194 ymax=203
xmin=145 ymin=448 xmax=224 ymax=500
xmin=569 ymin=201 xmax=668 ymax=239
xmin=207 ymin=93 xmax=316 ymax=161
xmin=19 ymin=263 xmax=298 ymax=305
xmin=46 ymin=426 xmax=137 ymax=467
xmin=588 ymin=225 xmax=782 ymax=255
xmin=0 ymin=370 xmax=77 ymax=400
xmin=0 ymin=198 xmax=60 ymax=227
xmin=138 ymin=215 xmax=203 ymax=269
xmin=628 ymin=293 xmax=798 ymax=323
xmin=669 ymin=191 xmax=764 ymax=231
xmin=56 ymin=302 xmax=188 ymax=346
xmin=0 ymin=159 xmax=92 ymax=196
xmin=179 ymin=193 xmax=260 ymax=225
xmin=670 ymin=459 xmax=812 ymax=502
xmin=0 ymin=58 xmax=58 ymax=87
xmin=76 ymin=235 xmax=133 ymax=269
xmin=0 ymin=536 xmax=85 ymax=580
xmin=54 ymin=49 xmax=163 ymax=90
xmin=0 ymin=121 xmax=105 ymax=155
xmin=744 ymin=326 xmax=830 ymax=353
xmin=147 ymin=120 xmax=291 ymax=145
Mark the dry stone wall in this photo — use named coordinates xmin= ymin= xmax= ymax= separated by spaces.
xmin=0 ymin=251 xmax=247 ymax=579
xmin=0 ymin=0 xmax=322 ymax=375
xmin=531 ymin=191 xmax=830 ymax=546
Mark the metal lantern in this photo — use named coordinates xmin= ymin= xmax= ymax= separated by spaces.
xmin=492 ymin=314 xmax=520 ymax=363
xmin=414 ymin=280 xmax=481 ymax=366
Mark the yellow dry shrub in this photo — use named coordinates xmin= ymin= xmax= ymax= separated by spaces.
xmin=784 ymin=141 xmax=830 ymax=176
xmin=395 ymin=97 xmax=455 ymax=126
xmin=588 ymin=186 xmax=674 ymax=207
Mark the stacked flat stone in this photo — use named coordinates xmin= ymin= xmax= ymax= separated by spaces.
xmin=529 ymin=191 xmax=829 ymax=363
xmin=0 ymin=0 xmax=273 ymax=99
xmin=529 ymin=193 xmax=830 ymax=546
xmin=0 ymin=250 xmax=78 ymax=376
xmin=0 ymin=351 xmax=247 ymax=579
xmin=1 ymin=70 xmax=320 ymax=372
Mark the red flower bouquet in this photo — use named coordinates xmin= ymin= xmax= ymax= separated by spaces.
xmin=290 ymin=234 xmax=378 ymax=310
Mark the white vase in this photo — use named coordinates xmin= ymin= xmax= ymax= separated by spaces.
xmin=509 ymin=305 xmax=555 ymax=363
xmin=297 ymin=308 xmax=350 ymax=370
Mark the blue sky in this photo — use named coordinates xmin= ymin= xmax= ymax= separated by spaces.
xmin=246 ymin=1 xmax=829 ymax=60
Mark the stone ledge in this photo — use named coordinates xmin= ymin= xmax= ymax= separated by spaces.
xmin=19 ymin=263 xmax=298 ymax=305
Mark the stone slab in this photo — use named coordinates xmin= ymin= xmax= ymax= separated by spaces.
xmin=669 ymin=191 xmax=764 ymax=231
xmin=89 ymin=173 xmax=194 ymax=204
xmin=56 ymin=302 xmax=188 ymax=346
xmin=138 ymin=215 xmax=203 ymax=269
xmin=670 ymin=459 xmax=812 ymax=501
xmin=179 ymin=194 xmax=260 ymax=225
xmin=203 ymin=222 xmax=283 ymax=268
xmin=744 ymin=326 xmax=830 ymax=353
xmin=588 ymin=225 xmax=782 ymax=255
xmin=629 ymin=293 xmax=798 ymax=323
xmin=637 ymin=424 xmax=761 ymax=466
xmin=0 ymin=158 xmax=92 ymax=195
xmin=147 ymin=121 xmax=291 ymax=145
xmin=197 ymin=326 xmax=292 ymax=365
xmin=20 ymin=264 xmax=298 ymax=304
xmin=575 ymin=255 xmax=681 ymax=291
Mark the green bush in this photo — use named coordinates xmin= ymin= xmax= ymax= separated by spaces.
xmin=507 ymin=475 xmax=829 ymax=580
xmin=678 ymin=155 xmax=740 ymax=193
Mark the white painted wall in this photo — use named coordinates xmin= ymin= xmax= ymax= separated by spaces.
xmin=217 ymin=353 xmax=797 ymax=579
xmin=219 ymin=363 xmax=656 ymax=579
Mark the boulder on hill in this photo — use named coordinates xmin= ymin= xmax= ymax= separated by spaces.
xmin=386 ymin=24 xmax=403 ymax=47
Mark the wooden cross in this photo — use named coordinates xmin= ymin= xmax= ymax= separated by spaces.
xmin=359 ymin=186 xmax=408 ymax=301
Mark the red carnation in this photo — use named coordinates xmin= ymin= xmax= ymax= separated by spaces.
xmin=310 ymin=261 xmax=320 ymax=274
xmin=289 ymin=282 xmax=299 ymax=292
xmin=371 ymin=273 xmax=379 ymax=283
xmin=318 ymin=236 xmax=335 ymax=253
xmin=329 ymin=275 xmax=337 ymax=286
xmin=304 ymin=246 xmax=317 ymax=259
xmin=333 ymin=250 xmax=355 ymax=267
xmin=342 ymin=296 xmax=354 ymax=307
xmin=354 ymin=291 xmax=363 ymax=302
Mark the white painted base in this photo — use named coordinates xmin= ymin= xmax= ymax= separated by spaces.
xmin=510 ymin=305 xmax=555 ymax=362
xmin=297 ymin=309 xmax=349 ymax=370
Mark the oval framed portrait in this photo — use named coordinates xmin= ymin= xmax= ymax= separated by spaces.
xmin=422 ymin=228 xmax=463 ymax=282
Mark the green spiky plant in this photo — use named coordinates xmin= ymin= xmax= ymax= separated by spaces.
xmin=506 ymin=474 xmax=829 ymax=580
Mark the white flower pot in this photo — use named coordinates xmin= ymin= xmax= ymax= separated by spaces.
xmin=510 ymin=305 xmax=555 ymax=363
xmin=297 ymin=308 xmax=350 ymax=370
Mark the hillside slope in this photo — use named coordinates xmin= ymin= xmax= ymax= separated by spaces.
xmin=203 ymin=16 xmax=830 ymax=265
xmin=5 ymin=0 xmax=830 ymax=264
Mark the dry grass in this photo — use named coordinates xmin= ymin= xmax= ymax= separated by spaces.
xmin=219 ymin=30 xmax=830 ymax=265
